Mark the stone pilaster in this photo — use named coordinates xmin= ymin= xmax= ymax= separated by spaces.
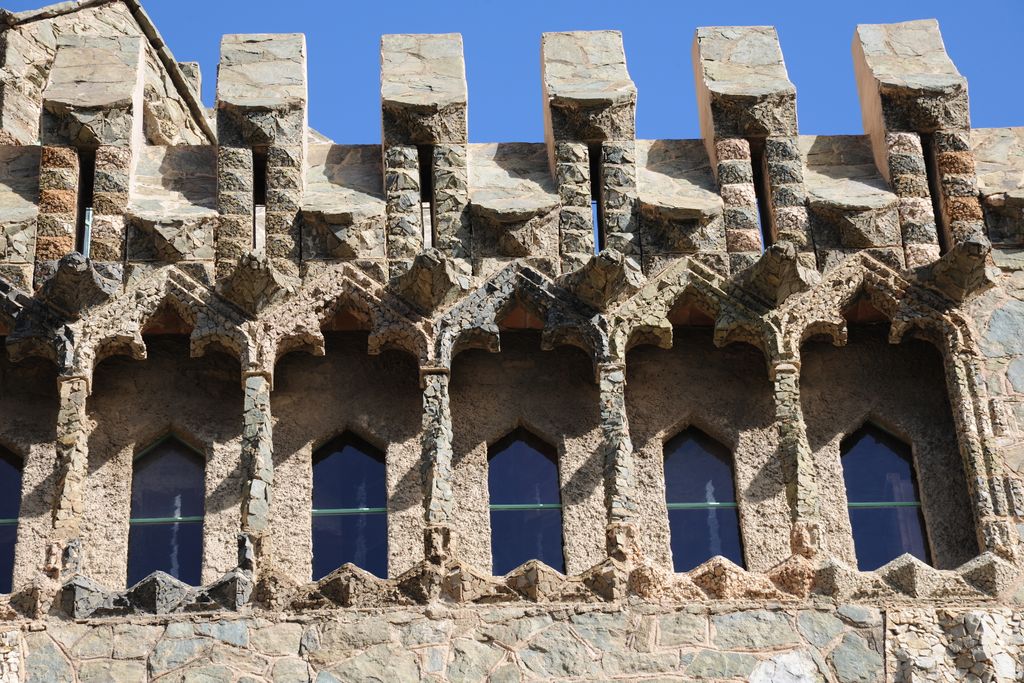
xmin=554 ymin=141 xmax=594 ymax=272
xmin=771 ymin=360 xmax=820 ymax=557
xmin=716 ymin=138 xmax=762 ymax=273
xmin=35 ymin=146 xmax=78 ymax=275
xmin=598 ymin=362 xmax=638 ymax=562
xmin=52 ymin=377 xmax=89 ymax=545
xmin=420 ymin=370 xmax=454 ymax=563
xmin=542 ymin=31 xmax=639 ymax=272
xmin=854 ymin=19 xmax=979 ymax=260
xmin=694 ymin=26 xmax=804 ymax=275
xmin=380 ymin=33 xmax=468 ymax=277
xmin=88 ymin=145 xmax=131 ymax=262
xmin=240 ymin=373 xmax=273 ymax=536
xmin=216 ymin=33 xmax=308 ymax=279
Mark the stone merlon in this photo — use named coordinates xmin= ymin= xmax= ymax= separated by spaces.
xmin=217 ymin=33 xmax=308 ymax=111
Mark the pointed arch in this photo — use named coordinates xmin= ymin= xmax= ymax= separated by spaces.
xmin=607 ymin=257 xmax=767 ymax=364
xmin=127 ymin=434 xmax=205 ymax=587
xmin=435 ymin=263 xmax=608 ymax=370
xmin=487 ymin=427 xmax=564 ymax=575
xmin=663 ymin=427 xmax=743 ymax=572
xmin=312 ymin=431 xmax=388 ymax=579
xmin=258 ymin=263 xmax=429 ymax=379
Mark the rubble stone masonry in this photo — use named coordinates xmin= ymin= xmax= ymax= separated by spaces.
xmin=0 ymin=2 xmax=1020 ymax=680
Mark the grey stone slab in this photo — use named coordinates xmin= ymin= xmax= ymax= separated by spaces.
xmin=303 ymin=144 xmax=384 ymax=218
xmin=130 ymin=145 xmax=218 ymax=218
xmin=712 ymin=609 xmax=800 ymax=650
xmin=636 ymin=139 xmax=722 ymax=220
xmin=542 ymin=30 xmax=635 ymax=107
xmin=854 ymin=20 xmax=963 ymax=93
xmin=0 ymin=145 xmax=40 ymax=221
xmin=971 ymin=127 xmax=1024 ymax=197
xmin=42 ymin=34 xmax=143 ymax=109
xmin=217 ymin=33 xmax=307 ymax=110
xmin=380 ymin=33 xmax=467 ymax=110
xmin=469 ymin=142 xmax=558 ymax=218
xmin=800 ymin=135 xmax=896 ymax=211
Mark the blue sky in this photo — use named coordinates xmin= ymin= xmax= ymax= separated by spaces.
xmin=9 ymin=0 xmax=1024 ymax=143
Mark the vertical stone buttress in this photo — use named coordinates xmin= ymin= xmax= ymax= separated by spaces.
xmin=853 ymin=19 xmax=983 ymax=266
xmin=52 ymin=377 xmax=89 ymax=569
xmin=693 ymin=27 xmax=814 ymax=275
xmin=37 ymin=34 xmax=146 ymax=285
xmin=240 ymin=373 xmax=273 ymax=540
xmin=541 ymin=31 xmax=639 ymax=273
xmin=420 ymin=370 xmax=455 ymax=562
xmin=216 ymin=34 xmax=308 ymax=279
xmin=380 ymin=34 xmax=469 ymax=278
xmin=598 ymin=363 xmax=638 ymax=562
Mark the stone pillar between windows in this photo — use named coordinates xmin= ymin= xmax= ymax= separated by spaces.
xmin=554 ymin=141 xmax=594 ymax=272
xmin=52 ymin=376 xmax=90 ymax=574
xmin=384 ymin=145 xmax=424 ymax=278
xmin=420 ymin=369 xmax=454 ymax=564
xmin=771 ymin=359 xmax=820 ymax=557
xmin=598 ymin=362 xmax=638 ymax=562
xmin=241 ymin=372 xmax=273 ymax=537
xmin=716 ymin=138 xmax=762 ymax=273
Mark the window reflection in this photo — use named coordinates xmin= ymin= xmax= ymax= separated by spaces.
xmin=488 ymin=429 xmax=564 ymax=574
xmin=664 ymin=428 xmax=743 ymax=572
xmin=127 ymin=437 xmax=204 ymax=586
xmin=312 ymin=433 xmax=387 ymax=579
xmin=841 ymin=425 xmax=929 ymax=570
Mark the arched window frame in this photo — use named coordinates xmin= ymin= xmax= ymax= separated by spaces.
xmin=127 ymin=434 xmax=206 ymax=586
xmin=662 ymin=425 xmax=744 ymax=571
xmin=487 ymin=427 xmax=565 ymax=574
xmin=840 ymin=421 xmax=931 ymax=569
xmin=311 ymin=431 xmax=388 ymax=579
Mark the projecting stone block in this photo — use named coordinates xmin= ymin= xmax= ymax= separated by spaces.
xmin=380 ymin=33 xmax=467 ymax=145
xmin=693 ymin=26 xmax=797 ymax=142
xmin=854 ymin=20 xmax=967 ymax=134
xmin=41 ymin=34 xmax=145 ymax=146
xmin=541 ymin=30 xmax=636 ymax=143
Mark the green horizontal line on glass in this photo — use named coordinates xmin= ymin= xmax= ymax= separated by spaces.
xmin=312 ymin=507 xmax=387 ymax=517
xmin=129 ymin=516 xmax=203 ymax=525
xmin=490 ymin=503 xmax=562 ymax=511
xmin=0 ymin=518 xmax=16 ymax=526
xmin=847 ymin=501 xmax=921 ymax=509
xmin=666 ymin=502 xmax=737 ymax=510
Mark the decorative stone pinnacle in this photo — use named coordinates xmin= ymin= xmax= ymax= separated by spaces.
xmin=392 ymin=248 xmax=473 ymax=313
xmin=926 ymin=234 xmax=996 ymax=302
xmin=218 ymin=251 xmax=298 ymax=318
xmin=37 ymin=252 xmax=119 ymax=319
xmin=739 ymin=240 xmax=820 ymax=306
xmin=558 ymin=248 xmax=644 ymax=311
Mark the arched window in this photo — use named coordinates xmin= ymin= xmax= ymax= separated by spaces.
xmin=312 ymin=433 xmax=387 ymax=579
xmin=488 ymin=429 xmax=563 ymax=574
xmin=127 ymin=437 xmax=204 ymax=586
xmin=0 ymin=448 xmax=21 ymax=593
xmin=841 ymin=425 xmax=929 ymax=570
xmin=664 ymin=428 xmax=743 ymax=571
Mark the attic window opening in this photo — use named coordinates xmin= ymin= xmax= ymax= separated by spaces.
xmin=418 ymin=144 xmax=435 ymax=249
xmin=252 ymin=147 xmax=268 ymax=255
xmin=920 ymin=133 xmax=951 ymax=255
xmin=747 ymin=137 xmax=774 ymax=251
xmin=589 ymin=142 xmax=604 ymax=254
xmin=75 ymin=148 xmax=96 ymax=257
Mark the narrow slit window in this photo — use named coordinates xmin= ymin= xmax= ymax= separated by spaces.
xmin=920 ymin=133 xmax=951 ymax=254
xmin=312 ymin=433 xmax=387 ymax=579
xmin=75 ymin=148 xmax=96 ymax=256
xmin=418 ymin=144 xmax=435 ymax=249
xmin=252 ymin=147 xmax=268 ymax=254
xmin=589 ymin=142 xmax=604 ymax=254
xmin=127 ymin=437 xmax=204 ymax=587
xmin=0 ymin=447 xmax=21 ymax=594
xmin=841 ymin=424 xmax=930 ymax=571
xmin=747 ymin=137 xmax=774 ymax=251
xmin=488 ymin=429 xmax=564 ymax=574
xmin=664 ymin=428 xmax=743 ymax=572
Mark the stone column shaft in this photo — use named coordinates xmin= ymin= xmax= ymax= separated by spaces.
xmin=554 ymin=141 xmax=594 ymax=272
xmin=772 ymin=360 xmax=819 ymax=556
xmin=598 ymin=362 xmax=638 ymax=561
xmin=52 ymin=376 xmax=89 ymax=542
xmin=421 ymin=371 xmax=454 ymax=562
xmin=384 ymin=145 xmax=424 ymax=277
xmin=241 ymin=373 xmax=273 ymax=535
xmin=432 ymin=143 xmax=471 ymax=272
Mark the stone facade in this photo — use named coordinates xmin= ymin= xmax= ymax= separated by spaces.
xmin=0 ymin=2 xmax=1020 ymax=680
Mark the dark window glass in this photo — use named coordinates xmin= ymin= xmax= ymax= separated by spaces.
xmin=0 ymin=449 xmax=22 ymax=593
xmin=664 ymin=428 xmax=744 ymax=571
xmin=488 ymin=429 xmax=564 ymax=574
xmin=842 ymin=425 xmax=929 ymax=570
xmin=128 ymin=438 xmax=204 ymax=587
xmin=312 ymin=433 xmax=387 ymax=579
